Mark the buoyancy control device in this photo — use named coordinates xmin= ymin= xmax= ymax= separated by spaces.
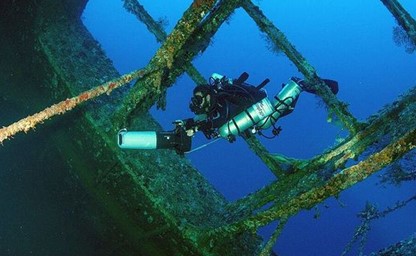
xmin=217 ymin=75 xmax=303 ymax=140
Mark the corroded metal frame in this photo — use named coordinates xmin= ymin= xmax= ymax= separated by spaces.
xmin=1 ymin=0 xmax=415 ymax=254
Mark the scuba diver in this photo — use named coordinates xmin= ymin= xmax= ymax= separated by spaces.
xmin=183 ymin=72 xmax=268 ymax=140
xmin=118 ymin=72 xmax=338 ymax=155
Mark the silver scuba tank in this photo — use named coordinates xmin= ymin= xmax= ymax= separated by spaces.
xmin=218 ymin=98 xmax=274 ymax=138
xmin=257 ymin=78 xmax=303 ymax=130
xmin=218 ymin=78 xmax=303 ymax=139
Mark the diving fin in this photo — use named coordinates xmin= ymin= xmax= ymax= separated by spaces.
xmin=234 ymin=72 xmax=249 ymax=84
xmin=256 ymin=78 xmax=270 ymax=90
xmin=301 ymin=79 xmax=339 ymax=95
xmin=322 ymin=79 xmax=339 ymax=94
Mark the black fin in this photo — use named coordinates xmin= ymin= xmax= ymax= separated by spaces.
xmin=256 ymin=78 xmax=270 ymax=90
xmin=303 ymin=79 xmax=339 ymax=95
xmin=322 ymin=79 xmax=339 ymax=94
xmin=235 ymin=72 xmax=249 ymax=84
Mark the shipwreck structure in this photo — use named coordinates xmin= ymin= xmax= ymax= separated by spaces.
xmin=0 ymin=0 xmax=415 ymax=255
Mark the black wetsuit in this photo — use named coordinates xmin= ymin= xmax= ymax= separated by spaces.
xmin=187 ymin=82 xmax=266 ymax=138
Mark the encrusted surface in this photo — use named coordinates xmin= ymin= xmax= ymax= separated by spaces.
xmin=1 ymin=0 xmax=415 ymax=255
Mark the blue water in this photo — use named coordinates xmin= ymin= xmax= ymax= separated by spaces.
xmin=83 ymin=1 xmax=416 ymax=255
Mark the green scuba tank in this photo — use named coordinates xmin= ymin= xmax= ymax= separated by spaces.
xmin=218 ymin=78 xmax=303 ymax=139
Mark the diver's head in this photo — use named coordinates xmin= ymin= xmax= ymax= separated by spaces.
xmin=189 ymin=85 xmax=216 ymax=114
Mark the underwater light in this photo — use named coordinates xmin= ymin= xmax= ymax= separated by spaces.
xmin=117 ymin=128 xmax=192 ymax=155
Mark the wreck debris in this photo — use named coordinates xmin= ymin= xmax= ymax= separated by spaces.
xmin=372 ymin=235 xmax=416 ymax=255
xmin=343 ymin=195 xmax=416 ymax=255
xmin=204 ymin=128 xmax=416 ymax=242
xmin=1 ymin=0 xmax=415 ymax=254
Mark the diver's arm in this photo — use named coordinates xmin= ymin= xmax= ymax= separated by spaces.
xmin=183 ymin=115 xmax=220 ymax=139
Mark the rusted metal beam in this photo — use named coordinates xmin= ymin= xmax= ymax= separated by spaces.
xmin=381 ymin=0 xmax=416 ymax=48
xmin=373 ymin=235 xmax=416 ymax=255
xmin=112 ymin=0 xmax=239 ymax=128
xmin=123 ymin=0 xmax=206 ymax=85
xmin=241 ymin=0 xmax=362 ymax=134
xmin=123 ymin=0 xmax=167 ymax=42
xmin=0 ymin=67 xmax=152 ymax=144
xmin=205 ymin=127 xmax=416 ymax=239
xmin=259 ymin=218 xmax=287 ymax=256
xmin=244 ymin=136 xmax=288 ymax=177
xmin=227 ymin=86 xmax=416 ymax=223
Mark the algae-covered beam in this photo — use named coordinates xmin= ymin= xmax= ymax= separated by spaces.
xmin=373 ymin=235 xmax=416 ymax=255
xmin=0 ymin=67 xmax=152 ymax=144
xmin=243 ymin=135 xmax=308 ymax=178
xmin=259 ymin=218 xmax=287 ymax=256
xmin=112 ymin=0 xmax=240 ymax=127
xmin=123 ymin=0 xmax=167 ymax=43
xmin=112 ymin=0 xmax=218 ymax=125
xmin=244 ymin=136 xmax=287 ymax=177
xmin=381 ymin=0 xmax=416 ymax=47
xmin=158 ymin=0 xmax=244 ymax=93
xmin=241 ymin=0 xmax=361 ymax=134
xmin=227 ymin=86 xmax=416 ymax=219
xmin=206 ymin=128 xmax=416 ymax=238
xmin=306 ymin=89 xmax=416 ymax=171
xmin=122 ymin=0 xmax=206 ymax=85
